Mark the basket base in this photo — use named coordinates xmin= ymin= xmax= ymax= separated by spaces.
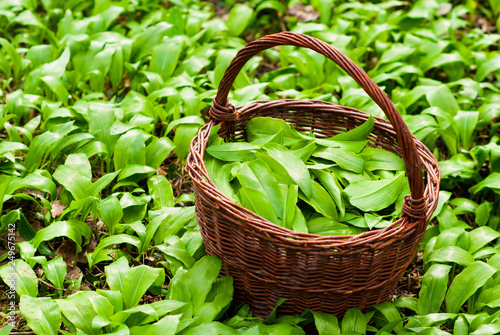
xmin=225 ymin=266 xmax=398 ymax=318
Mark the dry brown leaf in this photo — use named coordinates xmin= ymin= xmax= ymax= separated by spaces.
xmin=286 ymin=4 xmax=319 ymax=23
xmin=55 ymin=239 xmax=77 ymax=267
xmin=50 ymin=200 xmax=67 ymax=218
xmin=66 ymin=265 xmax=83 ymax=280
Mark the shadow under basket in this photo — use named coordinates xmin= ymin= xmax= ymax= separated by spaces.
xmin=186 ymin=32 xmax=440 ymax=318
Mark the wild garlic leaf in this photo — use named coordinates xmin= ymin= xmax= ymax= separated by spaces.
xmin=298 ymin=180 xmax=338 ymax=220
xmin=312 ymin=147 xmax=365 ymax=174
xmin=445 ymin=262 xmax=497 ymax=314
xmin=332 ymin=115 xmax=374 ymax=141
xmin=206 ymin=142 xmax=261 ymax=161
xmin=307 ymin=216 xmax=351 ymax=236
xmin=314 ymin=139 xmax=368 ymax=153
xmin=290 ymin=139 xmax=316 ymax=162
xmin=469 ymin=173 xmax=500 ymax=194
xmin=281 ymin=184 xmax=298 ymax=230
xmin=237 ymin=159 xmax=284 ymax=216
xmin=292 ymin=206 xmax=308 ymax=233
xmin=263 ymin=142 xmax=312 ymax=198
xmin=205 ymin=154 xmax=224 ymax=181
xmin=213 ymin=163 xmax=239 ymax=203
xmin=360 ymin=147 xmax=405 ymax=171
xmin=313 ymin=169 xmax=345 ymax=217
xmin=255 ymin=152 xmax=297 ymax=185
xmin=253 ymin=128 xmax=285 ymax=146
xmin=343 ymin=171 xmax=406 ymax=212
xmin=239 ymin=186 xmax=280 ymax=225
xmin=246 ymin=117 xmax=304 ymax=147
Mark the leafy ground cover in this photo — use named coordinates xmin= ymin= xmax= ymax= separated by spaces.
xmin=0 ymin=0 xmax=499 ymax=333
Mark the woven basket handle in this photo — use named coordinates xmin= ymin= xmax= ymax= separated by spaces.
xmin=210 ymin=32 xmax=424 ymax=203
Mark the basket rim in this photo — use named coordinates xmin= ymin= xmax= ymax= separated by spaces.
xmin=187 ymin=99 xmax=441 ymax=247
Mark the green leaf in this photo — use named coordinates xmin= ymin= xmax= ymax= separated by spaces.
xmin=91 ymin=235 xmax=142 ymax=268
xmin=475 ymin=54 xmax=500 ymax=82
xmin=178 ymin=256 xmax=222 ymax=310
xmin=372 ymin=302 xmax=403 ymax=333
xmin=43 ymin=256 xmax=66 ymax=290
xmin=145 ymin=137 xmax=174 ymax=170
xmin=239 ymin=186 xmax=280 ymax=224
xmin=151 ymin=39 xmax=183 ymax=81
xmin=148 ymin=175 xmax=175 ymax=209
xmin=110 ymin=303 xmax=158 ymax=326
xmin=40 ymin=75 xmax=70 ymax=106
xmin=445 ymin=262 xmax=497 ymax=313
xmin=333 ymin=116 xmax=374 ymax=141
xmin=291 ymin=139 xmax=316 ymax=161
xmin=6 ymin=172 xmax=57 ymax=200
xmin=360 ymin=147 xmax=405 ymax=171
xmin=418 ymin=264 xmax=451 ymax=315
xmin=312 ymin=147 xmax=365 ymax=173
xmin=246 ymin=117 xmax=303 ymax=147
xmin=476 ymin=286 xmax=500 ymax=311
xmin=282 ymin=184 xmax=298 ymax=230
xmin=206 ymin=142 xmax=261 ymax=162
xmin=174 ymin=124 xmax=200 ymax=162
xmin=20 ymin=296 xmax=61 ymax=335
xmin=122 ymin=265 xmax=163 ymax=309
xmin=32 ymin=220 xmax=92 ymax=253
xmin=341 ymin=308 xmax=366 ymax=334
xmin=226 ymin=4 xmax=254 ymax=36
xmin=264 ymin=142 xmax=312 ymax=198
xmin=476 ymin=202 xmax=493 ymax=227
xmin=454 ymin=315 xmax=469 ymax=335
xmin=0 ymin=259 xmax=38 ymax=297
xmin=179 ymin=322 xmax=238 ymax=335
xmin=237 ymin=159 xmax=283 ymax=216
xmin=470 ymin=324 xmax=500 ymax=335
xmin=0 ymin=38 xmax=22 ymax=82
xmin=105 ymin=256 xmax=130 ymax=292
xmin=343 ymin=171 xmax=406 ymax=212
xmin=195 ymin=276 xmax=234 ymax=322
xmin=469 ymin=173 xmax=500 ymax=194
xmin=428 ymin=246 xmax=474 ymax=267
xmin=299 ymin=180 xmax=338 ymax=220
xmin=53 ymin=165 xmax=92 ymax=200
xmin=65 ymin=153 xmax=92 ymax=180
xmin=148 ymin=314 xmax=181 ymax=335
xmin=131 ymin=22 xmax=172 ymax=62
xmin=0 ymin=325 xmax=13 ymax=335
xmin=312 ymin=310 xmax=340 ymax=335
xmin=455 ymin=111 xmax=479 ymax=149
xmin=98 ymin=196 xmax=123 ymax=235
xmin=57 ymin=291 xmax=114 ymax=335
xmin=0 ymin=141 xmax=28 ymax=156
xmin=468 ymin=226 xmax=500 ymax=253
xmin=165 ymin=116 xmax=205 ymax=135
xmin=118 ymin=165 xmax=155 ymax=181
xmin=313 ymin=170 xmax=345 ymax=217
xmin=88 ymin=170 xmax=120 ymax=197
xmin=156 ymin=244 xmax=195 ymax=270
xmin=314 ymin=139 xmax=368 ymax=153
xmin=426 ymin=85 xmax=459 ymax=117
xmin=212 ymin=163 xmax=239 ymax=202
xmin=450 ymin=198 xmax=478 ymax=215
xmin=114 ymin=130 xmax=146 ymax=170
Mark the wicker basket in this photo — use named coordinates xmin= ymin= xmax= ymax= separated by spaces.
xmin=186 ymin=32 xmax=440 ymax=317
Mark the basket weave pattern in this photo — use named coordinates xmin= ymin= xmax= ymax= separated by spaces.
xmin=187 ymin=32 xmax=440 ymax=317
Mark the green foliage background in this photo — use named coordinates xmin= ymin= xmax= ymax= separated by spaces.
xmin=0 ymin=0 xmax=500 ymax=333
